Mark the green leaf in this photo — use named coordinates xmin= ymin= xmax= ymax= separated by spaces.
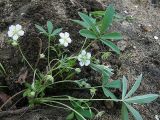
xmin=79 ymin=29 xmax=97 ymax=39
xmin=47 ymin=21 xmax=53 ymax=34
xmin=101 ymin=32 xmax=123 ymax=40
xmin=90 ymin=11 xmax=105 ymax=17
xmin=100 ymin=5 xmax=115 ymax=33
xmin=125 ymin=74 xmax=142 ymax=98
xmin=102 ymin=87 xmax=117 ymax=99
xmin=75 ymin=113 xmax=85 ymax=120
xmin=35 ymin=24 xmax=47 ymax=34
xmin=78 ymin=109 xmax=94 ymax=119
xmin=106 ymin=80 xmax=121 ymax=89
xmin=66 ymin=112 xmax=74 ymax=120
xmin=72 ymin=20 xmax=90 ymax=29
xmin=122 ymin=76 xmax=128 ymax=99
xmin=125 ymin=94 xmax=159 ymax=104
xmin=102 ymin=71 xmax=110 ymax=85
xmin=125 ymin=102 xmax=143 ymax=120
xmin=121 ymin=103 xmax=129 ymax=120
xmin=101 ymin=39 xmax=120 ymax=54
xmin=90 ymin=63 xmax=114 ymax=77
xmin=78 ymin=12 xmax=98 ymax=34
xmin=51 ymin=28 xmax=62 ymax=36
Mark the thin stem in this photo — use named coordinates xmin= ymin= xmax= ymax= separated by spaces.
xmin=42 ymin=103 xmax=69 ymax=110
xmin=48 ymin=35 xmax=51 ymax=70
xmin=85 ymin=41 xmax=94 ymax=50
xmin=41 ymin=98 xmax=120 ymax=102
xmin=54 ymin=80 xmax=76 ymax=84
xmin=81 ymin=38 xmax=87 ymax=51
xmin=18 ymin=45 xmax=41 ymax=79
xmin=0 ymin=90 xmax=25 ymax=110
xmin=18 ymin=45 xmax=34 ymax=72
xmin=41 ymin=100 xmax=87 ymax=120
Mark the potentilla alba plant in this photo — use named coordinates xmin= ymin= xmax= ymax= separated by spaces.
xmin=78 ymin=50 xmax=91 ymax=66
xmin=5 ymin=5 xmax=158 ymax=120
xmin=59 ymin=32 xmax=72 ymax=47
xmin=8 ymin=24 xmax=24 ymax=41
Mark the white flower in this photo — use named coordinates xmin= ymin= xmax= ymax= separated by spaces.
xmin=154 ymin=36 xmax=158 ymax=40
xmin=8 ymin=24 xmax=24 ymax=40
xmin=59 ymin=32 xmax=72 ymax=47
xmin=78 ymin=50 xmax=91 ymax=66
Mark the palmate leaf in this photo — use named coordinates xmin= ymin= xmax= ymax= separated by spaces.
xmin=47 ymin=21 xmax=53 ymax=34
xmin=125 ymin=74 xmax=142 ymax=98
xmin=102 ymin=71 xmax=110 ymax=85
xmin=35 ymin=24 xmax=47 ymax=34
xmin=100 ymin=5 xmax=115 ymax=33
xmin=125 ymin=102 xmax=143 ymax=120
xmin=102 ymin=87 xmax=117 ymax=99
xmin=51 ymin=28 xmax=62 ymax=36
xmin=101 ymin=32 xmax=123 ymax=40
xmin=79 ymin=29 xmax=97 ymax=39
xmin=72 ymin=20 xmax=90 ymax=29
xmin=90 ymin=63 xmax=114 ymax=77
xmin=121 ymin=103 xmax=129 ymax=120
xmin=78 ymin=12 xmax=98 ymax=34
xmin=106 ymin=80 xmax=121 ymax=89
xmin=125 ymin=94 xmax=159 ymax=104
xmin=101 ymin=39 xmax=120 ymax=54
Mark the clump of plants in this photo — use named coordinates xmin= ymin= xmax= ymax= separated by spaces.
xmin=4 ymin=5 xmax=159 ymax=120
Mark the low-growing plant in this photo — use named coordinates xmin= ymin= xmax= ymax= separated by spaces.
xmin=4 ymin=5 xmax=159 ymax=120
xmin=73 ymin=5 xmax=123 ymax=54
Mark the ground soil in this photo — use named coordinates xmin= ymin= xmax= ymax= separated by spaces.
xmin=0 ymin=0 xmax=159 ymax=120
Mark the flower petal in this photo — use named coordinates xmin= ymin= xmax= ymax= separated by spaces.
xmin=85 ymin=60 xmax=90 ymax=66
xmin=66 ymin=38 xmax=72 ymax=43
xmin=64 ymin=42 xmax=68 ymax=47
xmin=8 ymin=31 xmax=13 ymax=37
xmin=81 ymin=50 xmax=86 ymax=55
xmin=59 ymin=33 xmax=65 ymax=38
xmin=86 ymin=52 xmax=91 ymax=59
xmin=77 ymin=55 xmax=82 ymax=61
xmin=79 ymin=61 xmax=84 ymax=66
xmin=18 ymin=30 xmax=24 ymax=36
xmin=59 ymin=38 xmax=64 ymax=44
xmin=9 ymin=25 xmax=15 ymax=31
xmin=12 ymin=34 xmax=19 ymax=40
xmin=16 ymin=24 xmax=22 ymax=31
xmin=64 ymin=32 xmax=69 ymax=38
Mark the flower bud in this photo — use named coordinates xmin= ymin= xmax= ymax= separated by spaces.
xmin=45 ymin=75 xmax=54 ymax=83
xmin=75 ymin=68 xmax=81 ymax=73
xmin=12 ymin=41 xmax=18 ymax=46
xmin=85 ymin=83 xmax=91 ymax=88
xmin=40 ymin=53 xmax=45 ymax=59
xmin=30 ymin=91 xmax=35 ymax=97
xmin=90 ymin=87 xmax=97 ymax=96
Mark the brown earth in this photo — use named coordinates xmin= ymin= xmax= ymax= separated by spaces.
xmin=0 ymin=0 xmax=160 ymax=120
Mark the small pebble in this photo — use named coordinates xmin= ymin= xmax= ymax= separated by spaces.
xmin=124 ymin=10 xmax=128 ymax=14
xmin=154 ymin=36 xmax=158 ymax=40
xmin=135 ymin=5 xmax=138 ymax=8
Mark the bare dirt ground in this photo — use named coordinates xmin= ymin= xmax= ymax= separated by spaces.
xmin=0 ymin=0 xmax=159 ymax=120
